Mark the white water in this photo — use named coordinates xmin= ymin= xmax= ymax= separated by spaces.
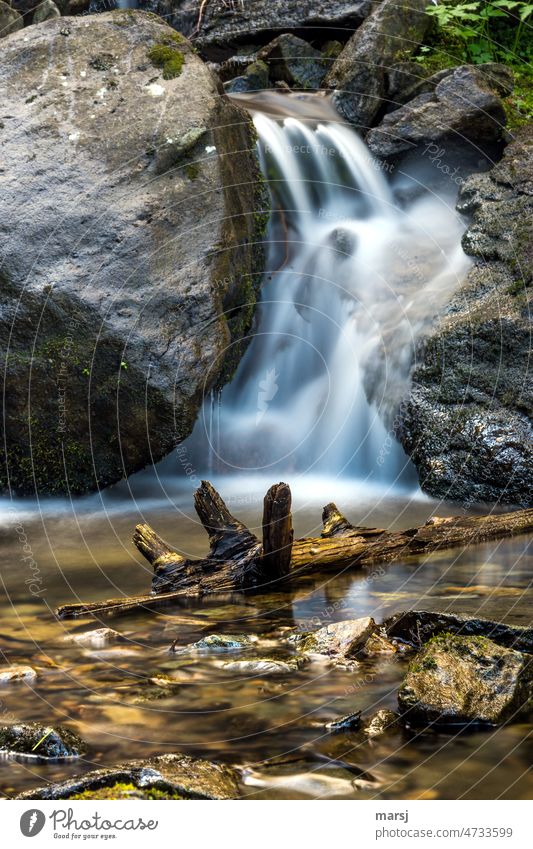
xmin=186 ymin=106 xmax=471 ymax=489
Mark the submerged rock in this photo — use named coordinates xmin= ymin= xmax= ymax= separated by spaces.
xmin=367 ymin=64 xmax=512 ymax=158
xmin=222 ymin=657 xmax=300 ymax=675
xmin=18 ymin=753 xmax=241 ymax=799
xmin=299 ymin=617 xmax=376 ymax=659
xmin=0 ymin=723 xmax=87 ymax=759
xmin=398 ymin=126 xmax=532 ymax=506
xmin=325 ymin=0 xmax=430 ymax=127
xmin=174 ymin=634 xmax=254 ymax=653
xmin=244 ymin=753 xmax=378 ymax=797
xmin=65 ymin=627 xmax=124 ymax=648
xmin=398 ymin=634 xmax=533 ymax=726
xmin=0 ymin=11 xmax=267 ymax=497
xmin=0 ymin=665 xmax=37 ymax=684
xmin=325 ymin=710 xmax=362 ymax=732
xmin=384 ymin=610 xmax=533 ymax=653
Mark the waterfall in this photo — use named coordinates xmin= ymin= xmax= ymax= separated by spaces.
xmin=185 ymin=100 xmax=471 ymax=489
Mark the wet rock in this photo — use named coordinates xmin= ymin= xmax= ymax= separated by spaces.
xmin=18 ymin=753 xmax=241 ymax=799
xmin=367 ymin=64 xmax=512 ymax=158
xmin=299 ymin=617 xmax=376 ymax=659
xmin=398 ymin=633 xmax=533 ymax=726
xmin=257 ymin=34 xmax=326 ymax=91
xmin=363 ymin=633 xmax=401 ymax=655
xmin=325 ymin=710 xmax=361 ymax=732
xmin=32 ymin=0 xmax=61 ymax=23
xmin=362 ymin=709 xmax=401 ymax=738
xmin=175 ymin=633 xmax=254 ymax=652
xmin=222 ymin=657 xmax=300 ymax=675
xmin=149 ymin=1 xmax=373 ymax=57
xmin=0 ymin=665 xmax=37 ymax=684
xmin=0 ymin=0 xmax=23 ymax=36
xmin=0 ymin=11 xmax=267 ymax=497
xmin=0 ymin=723 xmax=87 ymax=759
xmin=224 ymin=59 xmax=269 ymax=94
xmin=384 ymin=610 xmax=533 ymax=653
xmin=398 ymin=126 xmax=532 ymax=506
xmin=325 ymin=0 xmax=430 ymax=128
xmin=65 ymin=627 xmax=124 ymax=648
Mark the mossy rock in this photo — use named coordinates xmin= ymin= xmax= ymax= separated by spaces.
xmin=0 ymin=723 xmax=87 ymax=759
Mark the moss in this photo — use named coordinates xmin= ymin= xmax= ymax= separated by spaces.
xmin=70 ymin=782 xmax=183 ymax=800
xmin=147 ymin=43 xmax=186 ymax=80
xmin=504 ymin=66 xmax=533 ymax=129
xmin=185 ymin=162 xmax=200 ymax=180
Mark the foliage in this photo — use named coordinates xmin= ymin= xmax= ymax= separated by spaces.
xmin=425 ymin=1 xmax=533 ymax=64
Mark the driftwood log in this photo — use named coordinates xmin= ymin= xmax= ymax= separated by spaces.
xmin=57 ymin=480 xmax=533 ymax=619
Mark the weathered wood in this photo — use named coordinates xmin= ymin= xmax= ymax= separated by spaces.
xmin=261 ymin=482 xmax=293 ymax=583
xmin=56 ymin=482 xmax=533 ymax=619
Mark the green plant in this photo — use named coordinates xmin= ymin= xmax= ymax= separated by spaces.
xmin=426 ymin=1 xmax=533 ymax=63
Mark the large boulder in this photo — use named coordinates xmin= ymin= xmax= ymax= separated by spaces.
xmin=398 ymin=127 xmax=532 ymax=505
xmin=383 ymin=610 xmax=533 ymax=654
xmin=367 ymin=64 xmax=512 ymax=158
xmin=17 ymin=753 xmax=241 ymax=799
xmin=325 ymin=0 xmax=430 ymax=128
xmin=0 ymin=0 xmax=23 ymax=36
xmin=257 ymin=34 xmax=327 ymax=90
xmin=398 ymin=633 xmax=533 ymax=726
xmin=298 ymin=617 xmax=376 ymax=659
xmin=131 ymin=0 xmax=373 ymax=58
xmin=0 ymin=12 xmax=267 ymax=496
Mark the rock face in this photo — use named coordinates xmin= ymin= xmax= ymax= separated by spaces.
xmin=142 ymin=0 xmax=372 ymax=58
xmin=299 ymin=617 xmax=376 ymax=658
xmin=0 ymin=0 xmax=23 ymax=36
xmin=325 ymin=0 xmax=430 ymax=128
xmin=0 ymin=12 xmax=267 ymax=496
xmin=398 ymin=634 xmax=533 ymax=725
xmin=367 ymin=64 xmax=512 ymax=158
xmin=18 ymin=753 xmax=241 ymax=799
xmin=398 ymin=128 xmax=532 ymax=506
xmin=0 ymin=723 xmax=87 ymax=758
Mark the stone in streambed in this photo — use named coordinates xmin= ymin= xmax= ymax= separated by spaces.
xmin=398 ymin=634 xmax=533 ymax=726
xmin=64 ymin=627 xmax=124 ymax=648
xmin=17 ymin=753 xmax=241 ymax=799
xmin=362 ymin=709 xmax=402 ymax=738
xmin=222 ymin=657 xmax=300 ymax=676
xmin=299 ymin=617 xmax=376 ymax=659
xmin=325 ymin=710 xmax=362 ymax=732
xmin=0 ymin=723 xmax=87 ymax=759
xmin=383 ymin=610 xmax=533 ymax=653
xmin=224 ymin=59 xmax=269 ymax=94
xmin=180 ymin=633 xmax=254 ymax=652
xmin=0 ymin=665 xmax=37 ymax=684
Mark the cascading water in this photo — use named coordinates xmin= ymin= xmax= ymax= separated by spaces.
xmin=185 ymin=96 xmax=471 ymax=490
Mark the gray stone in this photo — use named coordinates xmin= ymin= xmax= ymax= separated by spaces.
xmin=222 ymin=657 xmax=300 ymax=675
xmin=383 ymin=610 xmax=533 ymax=653
xmin=17 ymin=753 xmax=241 ymax=798
xmin=398 ymin=127 xmax=532 ymax=506
xmin=325 ymin=0 xmax=430 ymax=128
xmin=257 ymin=34 xmax=326 ymax=91
xmin=0 ymin=0 xmax=23 ymax=37
xmin=65 ymin=627 xmax=124 ymax=648
xmin=325 ymin=710 xmax=361 ymax=731
xmin=32 ymin=0 xmax=61 ymax=23
xmin=224 ymin=59 xmax=269 ymax=94
xmin=300 ymin=617 xmax=376 ymax=658
xmin=0 ymin=723 xmax=87 ymax=758
xmin=367 ymin=64 xmax=512 ymax=158
xmin=0 ymin=665 xmax=37 ymax=683
xmin=398 ymin=634 xmax=533 ymax=726
xmin=0 ymin=12 xmax=267 ymax=496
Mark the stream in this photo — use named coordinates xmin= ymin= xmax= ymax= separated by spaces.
xmin=0 ymin=92 xmax=531 ymax=800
